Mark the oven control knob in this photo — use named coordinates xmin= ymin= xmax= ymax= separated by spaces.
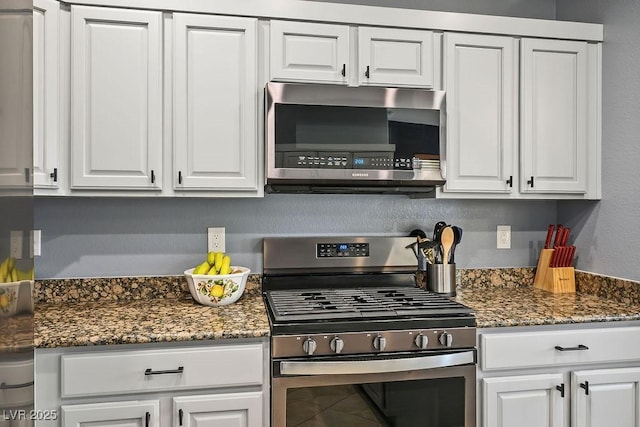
xmin=302 ymin=338 xmax=317 ymax=355
xmin=439 ymin=332 xmax=454 ymax=347
xmin=373 ymin=335 xmax=386 ymax=351
xmin=414 ymin=333 xmax=429 ymax=349
xmin=330 ymin=337 xmax=345 ymax=354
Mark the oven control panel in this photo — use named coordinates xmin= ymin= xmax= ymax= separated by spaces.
xmin=317 ymin=243 xmax=370 ymax=258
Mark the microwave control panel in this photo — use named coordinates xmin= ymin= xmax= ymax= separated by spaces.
xmin=278 ymin=151 xmax=413 ymax=170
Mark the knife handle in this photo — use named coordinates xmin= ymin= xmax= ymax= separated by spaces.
xmin=560 ymin=227 xmax=570 ymax=247
xmin=544 ymin=225 xmax=554 ymax=249
xmin=568 ymin=246 xmax=576 ymax=267
xmin=549 ymin=248 xmax=558 ymax=268
xmin=553 ymin=225 xmax=564 ymax=248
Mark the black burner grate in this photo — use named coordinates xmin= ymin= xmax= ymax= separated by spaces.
xmin=265 ymin=286 xmax=473 ymax=322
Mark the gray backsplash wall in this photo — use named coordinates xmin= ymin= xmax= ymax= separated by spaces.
xmin=556 ymin=0 xmax=640 ymax=282
xmin=34 ymin=197 xmax=555 ymax=278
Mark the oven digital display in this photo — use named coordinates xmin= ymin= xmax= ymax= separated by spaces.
xmin=317 ymin=243 xmax=369 ymax=258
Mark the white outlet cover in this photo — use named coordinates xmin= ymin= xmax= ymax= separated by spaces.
xmin=497 ymin=225 xmax=511 ymax=249
xmin=207 ymin=227 xmax=226 ymax=253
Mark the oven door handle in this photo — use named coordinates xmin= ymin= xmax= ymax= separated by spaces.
xmin=279 ymin=350 xmax=475 ymax=376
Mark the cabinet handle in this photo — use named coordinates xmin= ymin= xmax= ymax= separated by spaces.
xmin=25 ymin=167 xmax=30 ymax=183
xmin=554 ymin=344 xmax=589 ymax=352
xmin=144 ymin=366 xmax=184 ymax=376
xmin=527 ymin=176 xmax=534 ymax=187
xmin=0 ymin=381 xmax=34 ymax=390
xmin=178 ymin=171 xmax=183 ymax=184
xmin=145 ymin=412 xmax=150 ymax=427
xmin=151 ymin=170 xmax=155 ymax=184
xmin=580 ymin=381 xmax=590 ymax=395
xmin=506 ymin=175 xmax=512 ymax=188
xmin=178 ymin=409 xmax=183 ymax=426
xmin=555 ymin=383 xmax=565 ymax=398
xmin=341 ymin=64 xmax=346 ymax=77
xmin=365 ymin=65 xmax=370 ymax=78
xmin=50 ymin=168 xmax=58 ymax=182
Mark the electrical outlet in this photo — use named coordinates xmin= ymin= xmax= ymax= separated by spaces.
xmin=10 ymin=230 xmax=23 ymax=259
xmin=497 ymin=225 xmax=511 ymax=249
xmin=208 ymin=227 xmax=225 ymax=253
xmin=32 ymin=230 xmax=41 ymax=257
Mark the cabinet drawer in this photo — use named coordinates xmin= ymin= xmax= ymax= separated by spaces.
xmin=0 ymin=358 xmax=34 ymax=407
xmin=61 ymin=344 xmax=263 ymax=397
xmin=480 ymin=326 xmax=640 ymax=371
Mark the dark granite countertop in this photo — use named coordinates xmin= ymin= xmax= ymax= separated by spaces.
xmin=7 ymin=268 xmax=640 ymax=350
xmin=33 ymin=278 xmax=269 ymax=348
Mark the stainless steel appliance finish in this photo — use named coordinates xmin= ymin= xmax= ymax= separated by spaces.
xmin=264 ymin=82 xmax=447 ymax=196
xmin=263 ymin=236 xmax=477 ymax=427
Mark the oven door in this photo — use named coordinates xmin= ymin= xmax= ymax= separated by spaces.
xmin=272 ymin=349 xmax=476 ymax=427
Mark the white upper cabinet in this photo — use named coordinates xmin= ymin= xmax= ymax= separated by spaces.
xmin=70 ymin=6 xmax=163 ymax=190
xmin=440 ymin=35 xmax=600 ymax=199
xmin=441 ymin=32 xmax=518 ymax=194
xmin=520 ymin=38 xmax=590 ymax=195
xmin=172 ymin=14 xmax=259 ymax=192
xmin=0 ymin=10 xmax=32 ymax=191
xmin=33 ymin=0 xmax=60 ymax=190
xmin=358 ymin=26 xmax=434 ymax=87
xmin=270 ymin=20 xmax=349 ymax=84
xmin=270 ymin=20 xmax=435 ymax=87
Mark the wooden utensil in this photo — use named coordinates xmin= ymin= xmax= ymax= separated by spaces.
xmin=440 ymin=226 xmax=454 ymax=266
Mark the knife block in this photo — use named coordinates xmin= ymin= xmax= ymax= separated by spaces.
xmin=533 ymin=249 xmax=576 ymax=293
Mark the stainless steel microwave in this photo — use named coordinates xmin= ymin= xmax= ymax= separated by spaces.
xmin=265 ymin=82 xmax=446 ymax=196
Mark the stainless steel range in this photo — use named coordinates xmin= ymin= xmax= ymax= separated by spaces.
xmin=262 ymin=236 xmax=477 ymax=427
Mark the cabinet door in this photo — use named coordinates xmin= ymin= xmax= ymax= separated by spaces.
xmin=442 ymin=33 xmax=518 ymax=194
xmin=520 ymin=39 xmax=588 ymax=194
xmin=173 ymin=392 xmax=263 ymax=427
xmin=33 ymin=0 xmax=59 ymax=189
xmin=358 ymin=27 xmax=434 ymax=87
xmin=62 ymin=400 xmax=159 ymax=427
xmin=0 ymin=10 xmax=32 ymax=191
xmin=270 ymin=20 xmax=349 ymax=84
xmin=70 ymin=6 xmax=162 ymax=190
xmin=173 ymin=14 xmax=258 ymax=191
xmin=483 ymin=374 xmax=566 ymax=427
xmin=572 ymin=367 xmax=640 ymax=427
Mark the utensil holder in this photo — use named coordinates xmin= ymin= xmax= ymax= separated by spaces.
xmin=426 ymin=263 xmax=456 ymax=296
xmin=533 ymin=249 xmax=575 ymax=293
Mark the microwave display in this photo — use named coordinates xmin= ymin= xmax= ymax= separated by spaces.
xmin=274 ymin=104 xmax=440 ymax=170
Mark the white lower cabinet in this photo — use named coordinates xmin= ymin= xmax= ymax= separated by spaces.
xmin=572 ymin=367 xmax=640 ymax=427
xmin=174 ymin=392 xmax=262 ymax=427
xmin=61 ymin=400 xmax=160 ymax=427
xmin=484 ymin=373 xmax=565 ymax=427
xmin=35 ymin=339 xmax=269 ymax=427
xmin=479 ymin=324 xmax=640 ymax=427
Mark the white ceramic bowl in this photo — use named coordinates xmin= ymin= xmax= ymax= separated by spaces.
xmin=0 ymin=282 xmax=20 ymax=318
xmin=184 ymin=266 xmax=250 ymax=307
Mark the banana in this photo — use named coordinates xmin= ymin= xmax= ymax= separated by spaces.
xmin=206 ymin=251 xmax=217 ymax=266
xmin=0 ymin=258 xmax=8 ymax=282
xmin=6 ymin=257 xmax=14 ymax=272
xmin=9 ymin=268 xmax=17 ymax=282
xmin=206 ymin=264 xmax=219 ymax=275
xmin=213 ymin=252 xmax=224 ymax=273
xmin=193 ymin=261 xmax=210 ymax=275
xmin=219 ymin=255 xmax=232 ymax=275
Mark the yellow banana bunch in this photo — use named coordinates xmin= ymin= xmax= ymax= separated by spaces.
xmin=0 ymin=257 xmax=34 ymax=283
xmin=193 ymin=252 xmax=233 ymax=275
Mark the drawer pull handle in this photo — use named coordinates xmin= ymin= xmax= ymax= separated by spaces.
xmin=145 ymin=412 xmax=150 ymax=427
xmin=554 ymin=344 xmax=589 ymax=352
xmin=144 ymin=366 xmax=184 ymax=376
xmin=580 ymin=381 xmax=590 ymax=395
xmin=555 ymin=383 xmax=565 ymax=398
xmin=179 ymin=409 xmax=183 ymax=426
xmin=0 ymin=381 xmax=34 ymax=390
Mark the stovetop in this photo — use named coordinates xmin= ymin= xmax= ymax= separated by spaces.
xmin=265 ymin=286 xmax=473 ymax=322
